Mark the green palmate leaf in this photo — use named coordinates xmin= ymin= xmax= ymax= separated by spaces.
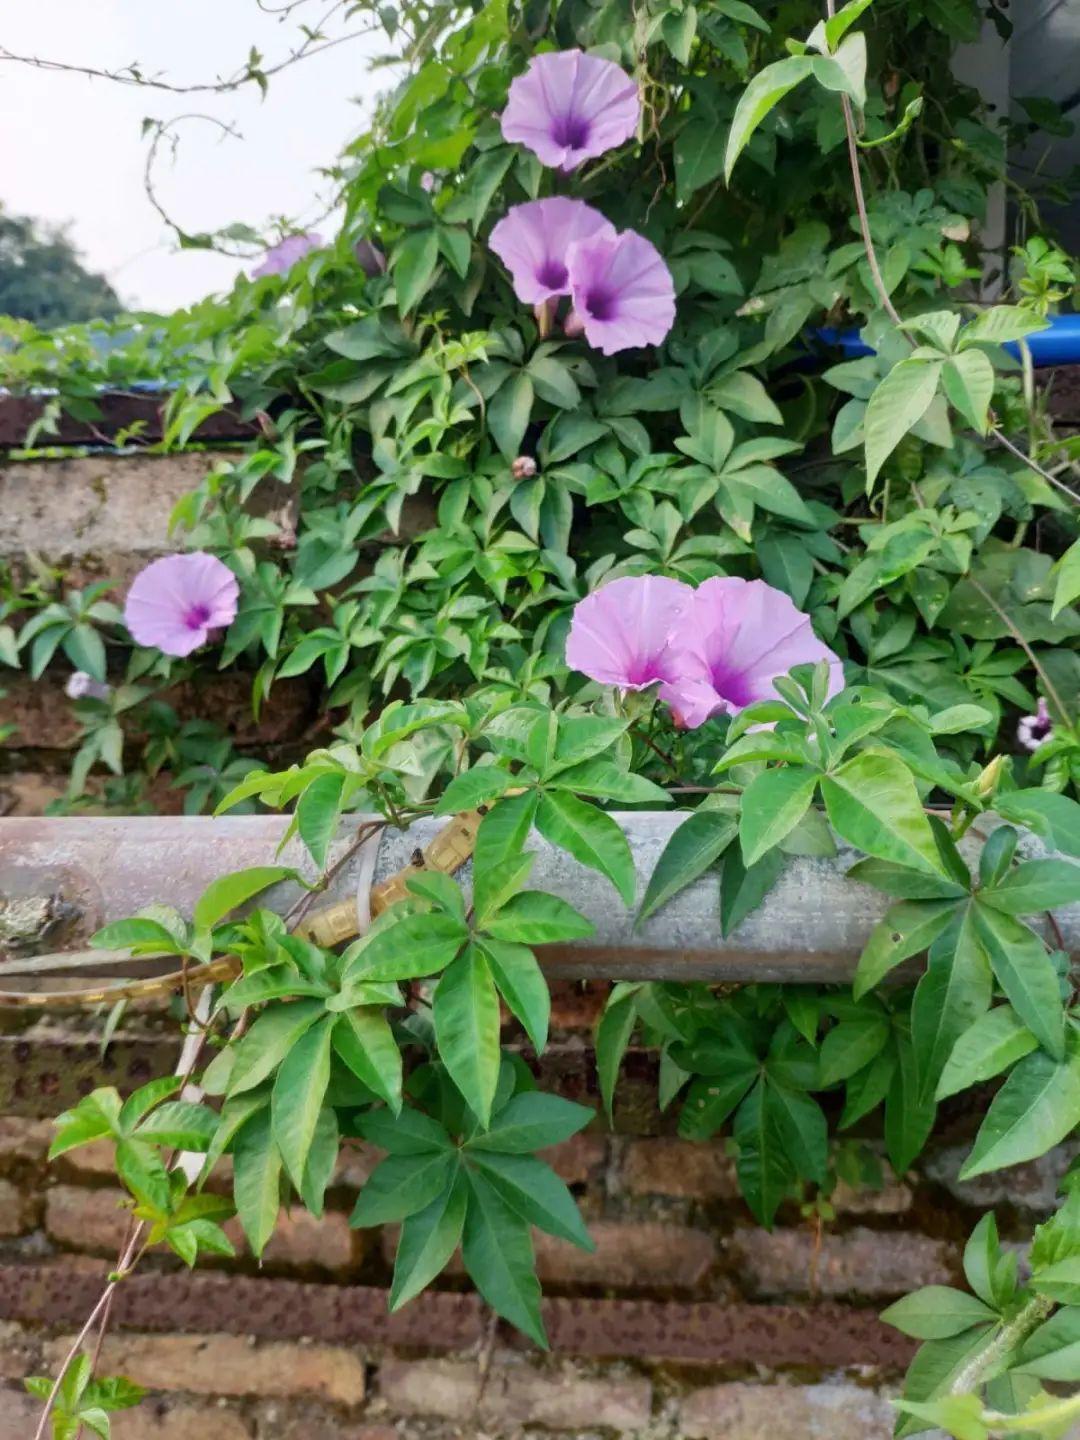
xmin=935 ymin=1005 xmax=1039 ymax=1101
xmin=733 ymin=1076 xmax=795 ymax=1226
xmin=885 ymin=1028 xmax=936 ymax=1174
xmin=295 ymin=772 xmax=345 ymax=868
xmin=678 ymin=1061 xmax=760 ymax=1140
xmin=299 ymin=1106 xmax=339 ymax=1216
xmin=462 ymin=1169 xmax=547 ymax=1347
xmin=548 ymin=759 xmax=671 ymax=805
xmin=893 ymin=1326 xmax=999 ymax=1439
xmin=637 ymin=806 xmax=738 ymax=923
xmin=765 ymin=1077 xmax=828 ymax=1185
xmin=595 ymin=984 xmax=640 ymax=1121
xmin=472 ymin=853 xmax=535 ymax=928
xmin=853 ymin=898 xmax=958 ymax=999
xmin=720 ymin=844 xmax=786 ymax=936
xmin=49 ymin=1089 xmax=123 ymax=1159
xmin=972 ymin=906 xmax=1064 ymax=1061
xmin=333 ymin=1008 xmax=403 ymax=1113
xmin=881 ymin=1286 xmax=997 ymax=1340
xmin=475 ymin=790 xmax=541 ymax=871
xmin=821 ymin=750 xmax=944 ymax=876
xmin=489 ymin=372 xmax=534 ymax=459
xmin=350 ymin=1150 xmax=456 ymax=1227
xmin=536 ymin=791 xmax=636 ymax=906
xmin=675 ymin=107 xmax=727 ymax=203
xmin=846 ymin=858 xmax=967 ymax=901
xmin=393 ymin=226 xmax=440 ymax=313
xmin=738 ymin=765 xmax=820 ymax=867
xmin=232 ymin=1109 xmax=283 ymax=1257
xmin=1028 ymin=1264 xmax=1080 ymax=1312
xmin=89 ymin=917 xmax=182 ymax=953
xmin=345 ymin=911 xmax=468 ymax=982
xmin=818 ymin=1015 xmax=890 ymax=1085
xmin=724 ymin=55 xmax=814 ymax=182
xmin=1015 ymin=1305 xmax=1080 ymax=1379
xmin=390 ymin=1171 xmax=469 ymax=1311
xmin=135 ymin=1100 xmax=217 ymax=1150
xmin=193 ymin=866 xmax=297 ymax=931
xmin=468 ymin=1150 xmax=594 ymax=1250
xmin=271 ymin=1016 xmax=334 ymax=1188
xmin=961 ymin=1047 xmax=1080 ymax=1179
xmin=863 ymin=358 xmax=942 ymax=488
xmin=942 ymin=349 xmax=994 ymax=435
xmin=433 ymin=943 xmax=502 ymax=1126
xmin=467 ymin=1091 xmax=594 ymax=1154
xmin=911 ymin=907 xmax=992 ymax=1102
xmin=360 ymin=1107 xmax=453 ymax=1155
xmin=981 ymin=858 xmax=1080 ymax=915
xmin=482 ymin=890 xmax=593 ymax=945
xmin=228 ymin=1000 xmax=326 ymax=1096
xmin=994 ymin=791 xmax=1080 ymax=858
xmin=480 ymin=939 xmax=549 ymax=1053
xmin=116 ymin=1137 xmax=170 ymax=1210
xmin=434 ymin=766 xmax=514 ymax=815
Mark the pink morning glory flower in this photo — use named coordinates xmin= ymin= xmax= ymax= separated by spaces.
xmin=659 ymin=577 xmax=843 ymax=729
xmin=252 ymin=232 xmax=323 ymax=278
xmin=489 ymin=198 xmax=616 ymax=305
xmin=1018 ymin=697 xmax=1053 ymax=751
xmin=124 ymin=553 xmax=239 ymax=658
xmin=501 ymin=50 xmax=640 ymax=173
xmin=565 ymin=575 xmax=692 ymax=690
xmin=565 ymin=229 xmax=676 ymax=355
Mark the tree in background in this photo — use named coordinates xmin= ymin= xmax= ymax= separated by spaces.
xmin=0 ymin=208 xmax=120 ymax=325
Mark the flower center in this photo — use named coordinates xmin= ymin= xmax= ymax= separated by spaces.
xmin=552 ymin=114 xmax=590 ymax=149
xmin=584 ymin=287 xmax=617 ymax=321
xmin=709 ymin=662 xmax=755 ymax=709
xmin=537 ymin=258 xmax=568 ymax=290
xmin=184 ymin=603 xmax=212 ymax=631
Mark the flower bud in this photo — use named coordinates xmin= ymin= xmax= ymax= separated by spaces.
xmin=65 ymin=672 xmax=111 ymax=702
xmin=512 ymin=456 xmax=537 ymax=480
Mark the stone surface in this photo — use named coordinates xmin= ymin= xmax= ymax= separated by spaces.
xmin=45 ymin=1332 xmax=366 ymax=1406
xmin=922 ymin=1141 xmax=1079 ymax=1215
xmin=0 ymin=1179 xmax=34 ymax=1236
xmin=376 ymin=1357 xmax=652 ymax=1430
xmin=0 ymin=1387 xmax=42 ymax=1440
xmin=726 ymin=1226 xmax=955 ymax=1299
xmin=0 ymin=1116 xmax=51 ymax=1163
xmin=255 ymin=1408 xmax=396 ymax=1440
xmin=679 ymin=1380 xmax=897 ymax=1440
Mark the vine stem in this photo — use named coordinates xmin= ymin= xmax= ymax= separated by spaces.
xmin=822 ymin=0 xmax=1080 ymax=508
xmin=947 ymin=1292 xmax=1054 ymax=1400
xmin=965 ymin=575 xmax=1072 ymax=729
xmin=982 ymin=1384 xmax=1080 ymax=1433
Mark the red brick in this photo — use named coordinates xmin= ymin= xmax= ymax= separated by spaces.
xmin=680 ymin=1381 xmax=896 ymax=1439
xmin=726 ymin=1226 xmax=954 ymax=1300
xmin=622 ymin=1139 xmax=739 ymax=1200
xmin=548 ymin=981 xmax=607 ymax=1030
xmin=831 ymin=1170 xmax=912 ymax=1215
xmin=45 ymin=1333 xmax=365 ymax=1406
xmin=256 ymin=1416 xmax=395 ymax=1440
xmin=535 ymin=1220 xmax=716 ymax=1290
xmin=376 ymin=1357 xmax=651 ymax=1430
xmin=45 ymin=1185 xmax=355 ymax=1273
xmin=541 ymin=1133 xmax=606 ymax=1185
xmin=0 ymin=1180 xmax=35 ymax=1237
xmin=112 ymin=1397 xmax=252 ymax=1440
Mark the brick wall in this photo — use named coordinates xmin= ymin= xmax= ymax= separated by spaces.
xmin=0 ymin=992 xmax=1066 ymax=1439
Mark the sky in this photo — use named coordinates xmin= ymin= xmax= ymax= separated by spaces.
xmin=0 ymin=2 xmax=390 ymax=310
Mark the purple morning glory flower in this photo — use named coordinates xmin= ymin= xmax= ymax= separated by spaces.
xmin=501 ymin=50 xmax=640 ymax=172
xmin=659 ymin=577 xmax=843 ymax=729
xmin=124 ymin=553 xmax=239 ymax=658
xmin=565 ymin=575 xmax=693 ymax=690
xmin=565 ymin=229 xmax=676 ymax=355
xmin=489 ymin=198 xmax=616 ymax=305
xmin=252 ymin=231 xmax=323 ymax=278
xmin=1018 ymin=697 xmax=1053 ymax=751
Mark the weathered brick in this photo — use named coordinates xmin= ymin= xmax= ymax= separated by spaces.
xmin=112 ymin=1397 xmax=253 ymax=1440
xmin=680 ymin=1381 xmax=897 ymax=1440
xmin=0 ymin=1179 xmax=35 ymax=1236
xmin=831 ymin=1171 xmax=912 ymax=1216
xmin=622 ymin=1139 xmax=739 ymax=1200
xmin=0 ymin=1320 xmax=39 ymax=1379
xmin=548 ymin=981 xmax=607 ymax=1030
xmin=255 ymin=1411 xmax=395 ymax=1440
xmin=535 ymin=1220 xmax=717 ymax=1290
xmin=726 ymin=1226 xmax=954 ymax=1299
xmin=45 ymin=1185 xmax=355 ymax=1272
xmin=0 ymin=1116 xmax=51 ymax=1163
xmin=376 ymin=1357 xmax=652 ymax=1430
xmin=334 ymin=1142 xmax=380 ymax=1190
xmin=45 ymin=1333 xmax=366 ymax=1406
xmin=541 ymin=1133 xmax=607 ymax=1185
xmin=0 ymin=1387 xmax=40 ymax=1440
